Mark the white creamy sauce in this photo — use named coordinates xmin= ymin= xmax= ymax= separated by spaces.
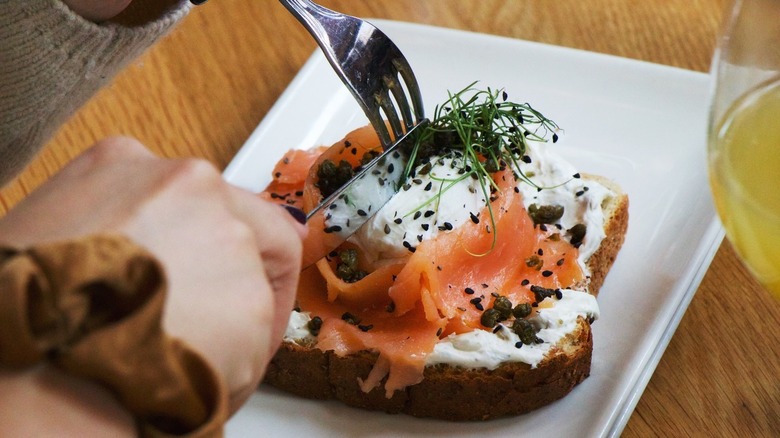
xmin=297 ymin=139 xmax=616 ymax=368
xmin=352 ymin=153 xmax=484 ymax=263
xmin=426 ymin=289 xmax=598 ymax=368
xmin=284 ymin=290 xmax=599 ymax=369
xmin=516 ymin=142 xmax=613 ymax=273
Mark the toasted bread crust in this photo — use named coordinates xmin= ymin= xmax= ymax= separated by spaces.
xmin=264 ymin=176 xmax=628 ymax=420
xmin=265 ymin=318 xmax=592 ymax=421
xmin=582 ymin=175 xmax=629 ymax=295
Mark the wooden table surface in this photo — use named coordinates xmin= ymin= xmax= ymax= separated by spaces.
xmin=2 ymin=0 xmax=779 ymax=435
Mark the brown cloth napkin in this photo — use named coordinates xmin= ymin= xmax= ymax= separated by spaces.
xmin=0 ymin=234 xmax=227 ymax=437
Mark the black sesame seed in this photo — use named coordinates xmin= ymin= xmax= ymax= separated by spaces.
xmin=387 ymin=163 xmax=395 ymax=173
xmin=424 ymin=181 xmax=433 ymax=191
xmin=515 ymin=341 xmax=523 ymax=349
xmin=358 ymin=324 xmax=373 ymax=332
xmin=394 ymin=218 xmax=403 ymax=224
xmin=357 ymin=209 xmax=367 ymax=217
xmin=324 ymin=225 xmax=343 ymax=233
xmin=555 ymin=289 xmax=563 ymax=300
xmin=521 ymin=279 xmax=530 ymax=286
xmin=470 ymin=212 xmax=480 ymax=224
xmin=413 ymin=211 xmax=422 ymax=220
xmin=542 ymin=270 xmax=553 ymax=277
xmin=384 ymin=224 xmax=391 ymax=234
xmin=421 ymin=223 xmax=430 ymax=231
xmin=424 ymin=210 xmax=435 ymax=218
xmin=465 ymin=287 xmax=475 ymax=295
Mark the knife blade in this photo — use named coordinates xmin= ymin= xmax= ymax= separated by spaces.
xmin=300 ymin=120 xmax=428 ymax=268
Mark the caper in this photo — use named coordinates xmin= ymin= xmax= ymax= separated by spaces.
xmin=492 ymin=295 xmax=513 ymax=320
xmin=480 ymin=308 xmax=502 ymax=328
xmin=316 ymin=159 xmax=354 ymax=198
xmin=335 ymin=249 xmax=368 ymax=283
xmin=512 ymin=318 xmax=543 ymax=344
xmin=528 ymin=204 xmax=565 ymax=225
xmin=307 ymin=316 xmax=323 ymax=336
xmin=512 ymin=302 xmax=532 ymax=318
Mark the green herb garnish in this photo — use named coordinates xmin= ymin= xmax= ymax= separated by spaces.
xmin=403 ymin=82 xmax=563 ymax=251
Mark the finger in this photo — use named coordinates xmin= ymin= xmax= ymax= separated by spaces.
xmin=62 ymin=0 xmax=133 ymax=21
xmin=224 ymin=186 xmax=305 ymax=355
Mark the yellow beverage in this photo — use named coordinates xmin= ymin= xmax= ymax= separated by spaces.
xmin=709 ymin=78 xmax=780 ymax=298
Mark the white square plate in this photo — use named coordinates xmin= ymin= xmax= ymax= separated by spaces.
xmin=223 ymin=20 xmax=723 ymax=438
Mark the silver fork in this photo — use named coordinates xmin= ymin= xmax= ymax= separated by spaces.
xmin=278 ymin=0 xmax=426 ymax=148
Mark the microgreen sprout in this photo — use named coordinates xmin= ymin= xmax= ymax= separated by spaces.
xmin=403 ymin=82 xmax=563 ymax=251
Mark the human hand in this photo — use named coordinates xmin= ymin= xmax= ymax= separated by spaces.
xmin=0 ymin=137 xmax=305 ymax=411
xmin=61 ymin=0 xmax=133 ymax=21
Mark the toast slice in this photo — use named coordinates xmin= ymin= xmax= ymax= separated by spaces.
xmin=263 ymin=175 xmax=628 ymax=421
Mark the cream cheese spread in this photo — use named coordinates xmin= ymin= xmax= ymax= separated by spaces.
xmin=284 ymin=289 xmax=598 ymax=369
xmin=425 ymin=289 xmax=598 ymax=368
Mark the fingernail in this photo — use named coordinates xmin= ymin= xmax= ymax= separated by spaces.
xmin=282 ymin=205 xmax=307 ymax=225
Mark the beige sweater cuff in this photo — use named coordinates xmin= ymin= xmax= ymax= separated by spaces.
xmin=0 ymin=0 xmax=191 ymax=187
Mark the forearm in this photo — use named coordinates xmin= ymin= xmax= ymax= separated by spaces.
xmin=0 ymin=0 xmax=189 ymax=187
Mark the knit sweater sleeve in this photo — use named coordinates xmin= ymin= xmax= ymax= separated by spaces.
xmin=0 ymin=0 xmax=191 ymax=187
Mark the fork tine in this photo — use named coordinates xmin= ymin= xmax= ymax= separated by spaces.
xmin=393 ymin=57 xmax=425 ymax=124
xmin=280 ymin=0 xmax=426 ymax=149
xmin=365 ymin=101 xmax=393 ymax=147
xmin=378 ymin=77 xmax=407 ymax=141
xmin=385 ymin=72 xmax=415 ymax=131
